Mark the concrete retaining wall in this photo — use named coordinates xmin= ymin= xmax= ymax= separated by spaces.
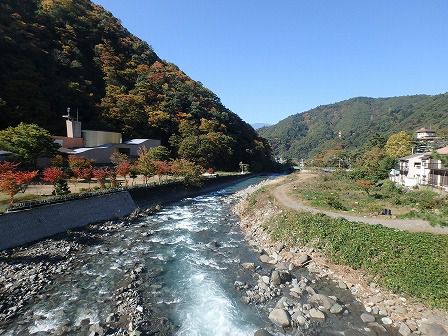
xmin=0 ymin=174 xmax=258 ymax=251
xmin=0 ymin=191 xmax=136 ymax=250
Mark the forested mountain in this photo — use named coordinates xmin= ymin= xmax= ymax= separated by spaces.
xmin=259 ymin=93 xmax=448 ymax=159
xmin=0 ymin=0 xmax=272 ymax=170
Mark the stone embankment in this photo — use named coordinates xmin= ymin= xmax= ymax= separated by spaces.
xmin=233 ymin=180 xmax=448 ymax=336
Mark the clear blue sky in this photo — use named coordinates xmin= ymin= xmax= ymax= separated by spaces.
xmin=93 ymin=0 xmax=448 ymax=124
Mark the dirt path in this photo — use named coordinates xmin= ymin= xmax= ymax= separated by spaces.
xmin=271 ymin=173 xmax=448 ymax=235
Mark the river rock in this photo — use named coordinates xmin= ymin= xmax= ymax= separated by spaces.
xmin=381 ymin=317 xmax=392 ymax=325
xmin=330 ymin=303 xmax=344 ymax=314
xmin=275 ymin=242 xmax=285 ymax=253
xmin=292 ymin=312 xmax=306 ymax=325
xmin=271 ymin=271 xmax=281 ymax=286
xmin=309 ymin=308 xmax=325 ymax=320
xmin=360 ymin=313 xmax=376 ymax=323
xmin=367 ymin=322 xmax=387 ymax=334
xmin=398 ymin=322 xmax=411 ymax=336
xmin=420 ymin=323 xmax=448 ymax=336
xmin=310 ymin=294 xmax=335 ymax=310
xmin=259 ymin=255 xmax=271 ymax=263
xmin=275 ymin=262 xmax=289 ymax=270
xmin=241 ymin=262 xmax=256 ymax=270
xmin=268 ymin=309 xmax=291 ymax=327
xmin=297 ymin=254 xmax=311 ymax=265
xmin=254 ymin=330 xmax=273 ymax=336
xmin=261 ymin=276 xmax=270 ymax=285
xmin=89 ymin=323 xmax=104 ymax=336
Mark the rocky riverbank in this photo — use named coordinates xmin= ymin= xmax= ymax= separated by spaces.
xmin=233 ymin=180 xmax=448 ymax=336
xmin=0 ymin=207 xmax=176 ymax=336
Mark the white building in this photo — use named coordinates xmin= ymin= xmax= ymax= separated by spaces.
xmin=391 ymin=146 xmax=448 ymax=190
xmin=416 ymin=127 xmax=437 ymax=140
xmin=55 ymin=114 xmax=161 ymax=164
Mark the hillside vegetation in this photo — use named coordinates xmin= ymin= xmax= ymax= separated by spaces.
xmin=0 ymin=0 xmax=272 ymax=170
xmin=259 ymin=94 xmax=448 ymax=159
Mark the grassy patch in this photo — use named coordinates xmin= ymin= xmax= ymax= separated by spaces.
xmin=247 ymin=186 xmax=268 ymax=208
xmin=295 ymin=173 xmax=448 ymax=226
xmin=268 ymin=211 xmax=448 ymax=309
xmin=0 ymin=193 xmax=44 ymax=213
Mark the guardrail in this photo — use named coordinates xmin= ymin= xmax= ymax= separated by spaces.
xmin=5 ymin=180 xmax=174 ymax=213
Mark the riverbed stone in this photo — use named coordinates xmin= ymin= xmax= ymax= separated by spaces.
xmin=259 ymin=255 xmax=270 ymax=263
xmin=360 ymin=313 xmax=376 ymax=323
xmin=367 ymin=322 xmax=387 ymax=334
xmin=310 ymin=294 xmax=335 ymax=310
xmin=309 ymin=308 xmax=325 ymax=320
xmin=330 ymin=303 xmax=344 ymax=314
xmin=420 ymin=323 xmax=448 ymax=336
xmin=241 ymin=262 xmax=256 ymax=270
xmin=254 ymin=330 xmax=273 ymax=336
xmin=271 ymin=271 xmax=281 ymax=286
xmin=269 ymin=308 xmax=291 ymax=327
xmin=381 ymin=317 xmax=393 ymax=325
xmin=297 ymin=254 xmax=311 ymax=266
xmin=398 ymin=322 xmax=411 ymax=336
xmin=275 ymin=242 xmax=285 ymax=253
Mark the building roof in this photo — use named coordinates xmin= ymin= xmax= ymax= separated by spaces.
xmin=0 ymin=150 xmax=12 ymax=155
xmin=72 ymin=145 xmax=114 ymax=153
xmin=437 ymin=146 xmax=448 ymax=155
xmin=416 ymin=127 xmax=435 ymax=133
xmin=123 ymin=139 xmax=151 ymax=145
xmin=399 ymin=153 xmax=428 ymax=161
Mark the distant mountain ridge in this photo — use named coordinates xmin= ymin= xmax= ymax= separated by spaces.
xmin=258 ymin=93 xmax=448 ymax=159
xmin=251 ymin=123 xmax=271 ymax=130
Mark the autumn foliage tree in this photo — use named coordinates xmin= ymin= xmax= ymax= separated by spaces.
xmin=116 ymin=161 xmax=131 ymax=187
xmin=93 ymin=168 xmax=108 ymax=189
xmin=0 ymin=162 xmax=38 ymax=204
xmin=42 ymin=167 xmax=69 ymax=195
xmin=152 ymin=160 xmax=171 ymax=183
xmin=170 ymin=159 xmax=203 ymax=186
xmin=385 ymin=131 xmax=412 ymax=159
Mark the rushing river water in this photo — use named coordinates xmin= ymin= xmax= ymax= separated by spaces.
xmin=2 ymin=176 xmax=393 ymax=336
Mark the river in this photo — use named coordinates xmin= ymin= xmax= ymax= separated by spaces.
xmin=1 ymin=176 xmax=391 ymax=336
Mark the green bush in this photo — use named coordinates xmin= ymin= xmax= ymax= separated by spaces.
xmin=269 ymin=211 xmax=448 ymax=309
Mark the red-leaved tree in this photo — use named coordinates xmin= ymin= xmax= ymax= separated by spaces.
xmin=93 ymin=168 xmax=108 ymax=189
xmin=116 ymin=161 xmax=131 ymax=187
xmin=0 ymin=163 xmax=38 ymax=204
xmin=152 ymin=160 xmax=171 ymax=183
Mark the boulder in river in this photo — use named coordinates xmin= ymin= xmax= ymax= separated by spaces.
xmin=254 ymin=330 xmax=273 ymax=336
xmin=241 ymin=262 xmax=256 ymax=270
xmin=269 ymin=308 xmax=291 ymax=327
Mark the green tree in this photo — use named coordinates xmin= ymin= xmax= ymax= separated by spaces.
xmin=145 ymin=146 xmax=171 ymax=161
xmin=384 ymin=131 xmax=412 ymax=159
xmin=0 ymin=123 xmax=59 ymax=167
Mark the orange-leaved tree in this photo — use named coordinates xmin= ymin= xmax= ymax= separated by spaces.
xmin=93 ymin=168 xmax=108 ymax=189
xmin=0 ymin=162 xmax=38 ymax=204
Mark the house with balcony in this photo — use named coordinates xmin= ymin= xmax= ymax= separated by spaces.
xmin=390 ymin=146 xmax=448 ymax=190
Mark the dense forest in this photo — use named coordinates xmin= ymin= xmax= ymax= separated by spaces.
xmin=0 ymin=0 xmax=273 ymax=170
xmin=259 ymin=93 xmax=448 ymax=159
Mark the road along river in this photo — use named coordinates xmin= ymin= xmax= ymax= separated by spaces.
xmin=1 ymin=176 xmax=396 ymax=336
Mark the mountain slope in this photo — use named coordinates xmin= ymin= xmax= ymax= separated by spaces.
xmin=259 ymin=93 xmax=448 ymax=159
xmin=0 ymin=0 xmax=272 ymax=170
